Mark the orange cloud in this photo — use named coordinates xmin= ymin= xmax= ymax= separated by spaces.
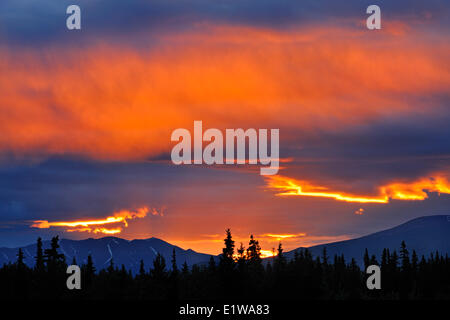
xmin=382 ymin=176 xmax=450 ymax=200
xmin=260 ymin=250 xmax=276 ymax=258
xmin=261 ymin=233 xmax=307 ymax=241
xmin=31 ymin=207 xmax=153 ymax=234
xmin=266 ymin=175 xmax=450 ymax=203
xmin=266 ymin=175 xmax=389 ymax=203
xmin=0 ymin=24 xmax=448 ymax=161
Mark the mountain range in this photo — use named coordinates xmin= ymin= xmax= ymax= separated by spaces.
xmin=0 ymin=236 xmax=214 ymax=274
xmin=1 ymin=215 xmax=449 ymax=273
xmin=284 ymin=215 xmax=450 ymax=266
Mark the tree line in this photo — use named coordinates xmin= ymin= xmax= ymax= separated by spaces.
xmin=1 ymin=230 xmax=449 ymax=300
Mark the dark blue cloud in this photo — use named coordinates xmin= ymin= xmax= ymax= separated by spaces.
xmin=0 ymin=156 xmax=258 ymax=221
xmin=0 ymin=0 xmax=448 ymax=45
xmin=279 ymin=108 xmax=450 ymax=187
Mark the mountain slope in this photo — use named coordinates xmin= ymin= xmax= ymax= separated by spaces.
xmin=0 ymin=236 xmax=214 ymax=274
xmin=1 ymin=215 xmax=449 ymax=273
xmin=285 ymin=215 xmax=450 ymax=267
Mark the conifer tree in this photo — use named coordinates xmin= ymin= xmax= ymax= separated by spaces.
xmin=237 ymin=242 xmax=245 ymax=261
xmin=181 ymin=261 xmax=189 ymax=275
xmin=43 ymin=236 xmax=66 ymax=272
xmin=221 ymin=229 xmax=235 ymax=261
xmin=411 ymin=250 xmax=418 ymax=272
xmin=16 ymin=248 xmax=25 ymax=269
xmin=107 ymin=258 xmax=115 ymax=273
xmin=390 ymin=250 xmax=399 ymax=271
xmin=35 ymin=237 xmax=44 ymax=271
xmin=171 ymin=249 xmax=178 ymax=276
xmin=139 ymin=259 xmax=145 ymax=277
xmin=400 ymin=241 xmax=410 ymax=271
xmin=208 ymin=256 xmax=216 ymax=273
xmin=84 ymin=254 xmax=95 ymax=287
xmin=381 ymin=248 xmax=388 ymax=270
xmin=363 ymin=248 xmax=370 ymax=270
xmin=86 ymin=254 xmax=95 ymax=274
xmin=246 ymin=235 xmax=263 ymax=277
xmin=274 ymin=242 xmax=286 ymax=272
xmin=246 ymin=235 xmax=261 ymax=261
xmin=370 ymin=254 xmax=378 ymax=265
xmin=219 ymin=229 xmax=235 ymax=273
xmin=151 ymin=253 xmax=167 ymax=279
xmin=322 ymin=247 xmax=329 ymax=266
xmin=236 ymin=242 xmax=246 ymax=273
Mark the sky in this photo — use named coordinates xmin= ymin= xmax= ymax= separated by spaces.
xmin=0 ymin=0 xmax=449 ymax=255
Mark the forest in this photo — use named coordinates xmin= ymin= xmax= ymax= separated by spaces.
xmin=1 ymin=229 xmax=449 ymax=300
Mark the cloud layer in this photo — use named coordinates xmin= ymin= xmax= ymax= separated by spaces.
xmin=0 ymin=0 xmax=449 ymax=253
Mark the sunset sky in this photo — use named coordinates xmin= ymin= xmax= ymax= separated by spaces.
xmin=0 ymin=0 xmax=449 ymax=255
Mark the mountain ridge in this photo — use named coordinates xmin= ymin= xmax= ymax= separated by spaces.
xmin=1 ymin=215 xmax=449 ymax=272
xmin=284 ymin=215 xmax=450 ymax=267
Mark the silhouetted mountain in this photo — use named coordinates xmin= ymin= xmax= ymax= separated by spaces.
xmin=1 ymin=215 xmax=449 ymax=273
xmin=0 ymin=236 xmax=214 ymax=274
xmin=285 ymin=215 xmax=450 ymax=266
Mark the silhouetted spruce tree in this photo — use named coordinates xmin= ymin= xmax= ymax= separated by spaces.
xmin=86 ymin=254 xmax=95 ymax=274
xmin=411 ymin=250 xmax=418 ymax=272
xmin=35 ymin=237 xmax=44 ymax=272
xmin=390 ymin=250 xmax=399 ymax=270
xmin=13 ymin=248 xmax=29 ymax=299
xmin=381 ymin=248 xmax=388 ymax=270
xmin=218 ymin=229 xmax=237 ymax=297
xmin=399 ymin=241 xmax=412 ymax=299
xmin=400 ymin=241 xmax=410 ymax=271
xmin=16 ymin=248 xmax=25 ymax=269
xmin=147 ymin=254 xmax=169 ymax=299
xmin=271 ymin=242 xmax=287 ymax=298
xmin=169 ymin=249 xmax=179 ymax=300
xmin=171 ymin=249 xmax=178 ymax=276
xmin=181 ymin=261 xmax=189 ymax=275
xmin=390 ymin=250 xmax=400 ymax=296
xmin=219 ymin=228 xmax=235 ymax=272
xmin=42 ymin=236 xmax=66 ymax=298
xmin=208 ymin=256 xmax=216 ymax=273
xmin=274 ymin=242 xmax=286 ymax=273
xmin=83 ymin=254 xmax=95 ymax=289
xmin=32 ymin=237 xmax=46 ymax=296
xmin=322 ymin=247 xmax=329 ymax=266
xmin=363 ymin=248 xmax=370 ymax=271
xmin=139 ymin=259 xmax=145 ymax=277
xmin=348 ymin=257 xmax=362 ymax=298
xmin=151 ymin=253 xmax=167 ymax=279
xmin=246 ymin=234 xmax=263 ymax=284
xmin=236 ymin=242 xmax=246 ymax=272
xmin=107 ymin=258 xmax=115 ymax=274
xmin=43 ymin=236 xmax=66 ymax=271
xmin=246 ymin=235 xmax=261 ymax=262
